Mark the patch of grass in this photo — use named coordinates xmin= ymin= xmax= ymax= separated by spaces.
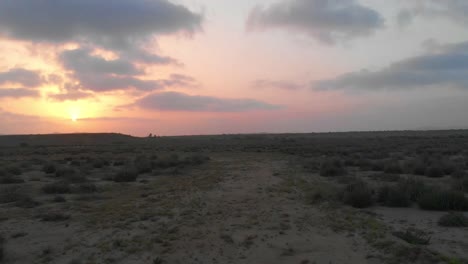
xmin=40 ymin=212 xmax=70 ymax=222
xmin=378 ymin=185 xmax=411 ymax=207
xmin=320 ymin=158 xmax=347 ymax=177
xmin=42 ymin=163 xmax=56 ymax=174
xmin=393 ymin=228 xmax=431 ymax=245
xmin=42 ymin=182 xmax=71 ymax=194
xmin=74 ymin=183 xmax=97 ymax=194
xmin=134 ymin=155 xmax=152 ymax=174
xmin=0 ymin=187 xmax=26 ymax=204
xmin=383 ymin=161 xmax=403 ymax=174
xmin=0 ymin=175 xmax=25 ymax=184
xmin=438 ymin=212 xmax=468 ymax=227
xmin=418 ymin=189 xmax=468 ymax=211
xmin=15 ymin=196 xmax=40 ymax=208
xmin=342 ymin=180 xmax=373 ymax=208
xmin=113 ymin=167 xmax=138 ymax=182
xmin=369 ymin=173 xmax=401 ymax=182
xmin=0 ymin=235 xmax=4 ymax=262
xmin=398 ymin=177 xmax=427 ymax=202
xmin=425 ymin=166 xmax=445 ymax=178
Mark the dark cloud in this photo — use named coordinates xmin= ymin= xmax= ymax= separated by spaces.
xmin=314 ymin=41 xmax=468 ymax=90
xmin=252 ymin=79 xmax=303 ymax=90
xmin=48 ymin=90 xmax=94 ymax=101
xmin=132 ymin=92 xmax=282 ymax=112
xmin=0 ymin=68 xmax=43 ymax=87
xmin=398 ymin=1 xmax=468 ymax=27
xmin=247 ymin=0 xmax=384 ymax=44
xmin=58 ymin=48 xmax=197 ymax=92
xmin=0 ymin=0 xmax=203 ymax=50
xmin=0 ymin=88 xmax=40 ymax=98
xmin=60 ymin=48 xmax=142 ymax=76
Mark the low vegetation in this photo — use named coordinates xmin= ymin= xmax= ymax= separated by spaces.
xmin=438 ymin=212 xmax=468 ymax=227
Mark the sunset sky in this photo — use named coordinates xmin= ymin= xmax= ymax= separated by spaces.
xmin=1 ymin=0 xmax=468 ymax=136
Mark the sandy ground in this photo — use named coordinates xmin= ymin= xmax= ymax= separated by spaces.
xmin=0 ymin=152 xmax=467 ymax=264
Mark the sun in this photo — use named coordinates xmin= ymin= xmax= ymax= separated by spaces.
xmin=71 ymin=113 xmax=78 ymax=122
xmin=70 ymin=108 xmax=80 ymax=122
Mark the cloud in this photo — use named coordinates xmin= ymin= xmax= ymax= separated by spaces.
xmin=314 ymin=41 xmax=468 ymax=90
xmin=0 ymin=68 xmax=43 ymax=87
xmin=60 ymin=48 xmax=142 ymax=75
xmin=132 ymin=92 xmax=282 ymax=112
xmin=252 ymin=79 xmax=304 ymax=90
xmin=0 ymin=0 xmax=203 ymax=50
xmin=58 ymin=48 xmax=197 ymax=92
xmin=398 ymin=1 xmax=468 ymax=27
xmin=247 ymin=0 xmax=384 ymax=44
xmin=48 ymin=90 xmax=94 ymax=101
xmin=0 ymin=88 xmax=40 ymax=98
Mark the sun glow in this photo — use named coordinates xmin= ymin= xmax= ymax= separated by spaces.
xmin=70 ymin=107 xmax=80 ymax=122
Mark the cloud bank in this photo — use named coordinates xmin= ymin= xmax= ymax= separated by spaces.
xmin=0 ymin=0 xmax=203 ymax=52
xmin=133 ymin=92 xmax=282 ymax=112
xmin=314 ymin=41 xmax=468 ymax=90
xmin=247 ymin=0 xmax=384 ymax=44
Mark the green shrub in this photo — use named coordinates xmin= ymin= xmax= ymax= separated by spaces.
xmin=134 ymin=155 xmax=152 ymax=174
xmin=42 ymin=163 xmax=56 ymax=174
xmin=342 ymin=181 xmax=373 ymax=208
xmin=0 ymin=187 xmax=26 ymax=204
xmin=383 ymin=161 xmax=403 ymax=174
xmin=113 ymin=167 xmax=138 ymax=182
xmin=451 ymin=169 xmax=466 ymax=179
xmin=378 ymin=185 xmax=411 ymax=207
xmin=40 ymin=212 xmax=70 ymax=222
xmin=393 ymin=228 xmax=431 ymax=245
xmin=397 ymin=177 xmax=427 ymax=202
xmin=74 ymin=183 xmax=97 ymax=194
xmin=438 ymin=212 xmax=468 ymax=227
xmin=15 ymin=196 xmax=40 ymax=208
xmin=425 ymin=166 xmax=444 ymax=178
xmin=42 ymin=182 xmax=71 ymax=194
xmin=0 ymin=175 xmax=24 ymax=184
xmin=370 ymin=160 xmax=385 ymax=171
xmin=418 ymin=189 xmax=468 ymax=211
xmin=369 ymin=173 xmax=401 ymax=182
xmin=6 ymin=166 xmax=22 ymax=176
xmin=55 ymin=166 xmax=76 ymax=178
xmin=0 ymin=235 xmax=4 ymax=261
xmin=320 ymin=158 xmax=347 ymax=177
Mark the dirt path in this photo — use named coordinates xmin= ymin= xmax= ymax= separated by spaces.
xmin=164 ymin=153 xmax=373 ymax=264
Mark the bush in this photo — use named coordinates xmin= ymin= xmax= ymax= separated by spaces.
xmin=452 ymin=177 xmax=468 ymax=193
xmin=383 ymin=161 xmax=403 ymax=174
xmin=15 ymin=196 xmax=40 ymax=208
xmin=438 ymin=212 xmax=468 ymax=227
xmin=134 ymin=155 xmax=152 ymax=174
xmin=0 ymin=235 xmax=4 ymax=261
xmin=320 ymin=158 xmax=347 ymax=177
xmin=451 ymin=169 xmax=467 ymax=179
xmin=74 ymin=183 xmax=97 ymax=194
xmin=40 ymin=212 xmax=70 ymax=222
xmin=42 ymin=163 xmax=56 ymax=174
xmin=378 ymin=185 xmax=411 ymax=207
xmin=0 ymin=175 xmax=24 ymax=184
xmin=6 ymin=166 xmax=22 ymax=176
xmin=418 ymin=189 xmax=468 ymax=211
xmin=425 ymin=166 xmax=444 ymax=178
xmin=55 ymin=166 xmax=76 ymax=178
xmin=0 ymin=187 xmax=26 ymax=204
xmin=113 ymin=167 xmax=138 ymax=182
xmin=393 ymin=228 xmax=431 ymax=245
xmin=394 ymin=177 xmax=425 ymax=202
xmin=342 ymin=181 xmax=373 ymax=208
xmin=42 ymin=182 xmax=71 ymax=194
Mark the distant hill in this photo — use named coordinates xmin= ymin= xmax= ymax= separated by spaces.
xmin=0 ymin=133 xmax=137 ymax=147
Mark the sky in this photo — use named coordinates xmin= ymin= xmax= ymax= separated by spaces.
xmin=1 ymin=0 xmax=468 ymax=136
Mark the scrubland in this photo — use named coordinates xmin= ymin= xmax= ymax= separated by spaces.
xmin=0 ymin=131 xmax=467 ymax=264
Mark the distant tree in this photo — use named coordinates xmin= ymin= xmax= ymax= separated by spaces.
xmin=148 ymin=133 xmax=153 ymax=138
